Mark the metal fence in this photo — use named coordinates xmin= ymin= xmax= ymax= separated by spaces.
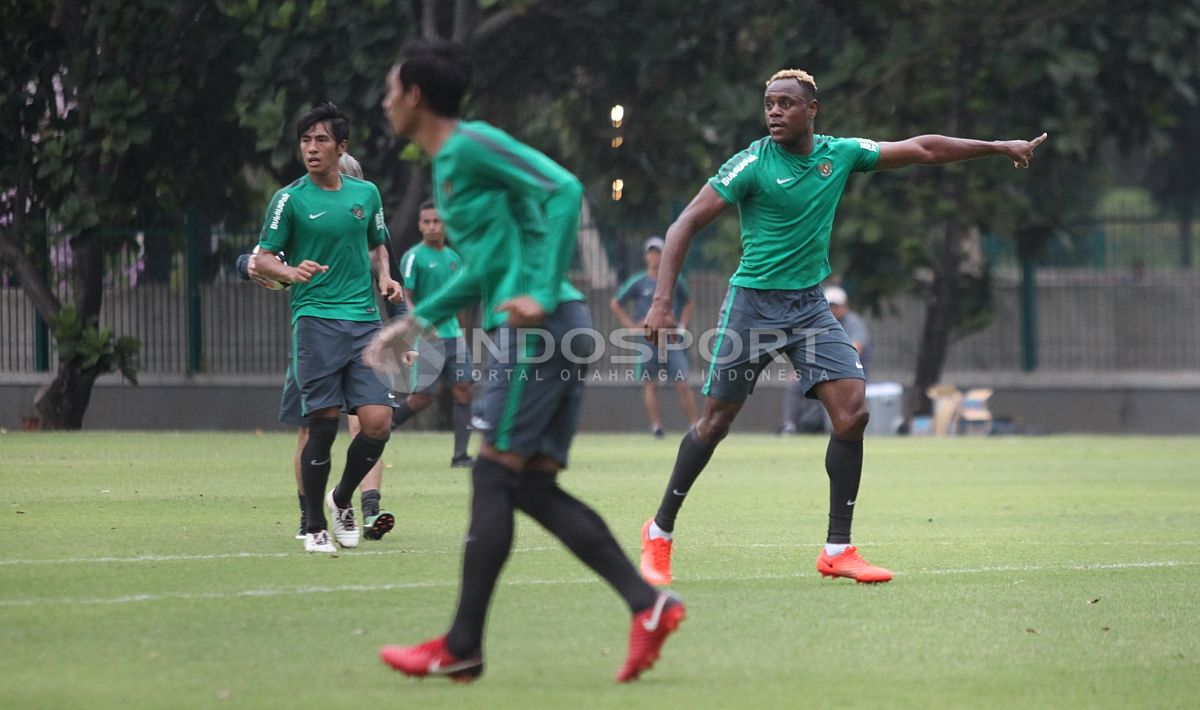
xmin=3 ymin=213 xmax=1198 ymax=378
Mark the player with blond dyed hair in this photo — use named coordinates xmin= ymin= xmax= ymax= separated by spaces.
xmin=637 ymin=68 xmax=1047 ymax=586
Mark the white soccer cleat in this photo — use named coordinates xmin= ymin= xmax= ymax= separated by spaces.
xmin=326 ymin=490 xmax=360 ymax=548
xmin=304 ymin=529 xmax=338 ymax=556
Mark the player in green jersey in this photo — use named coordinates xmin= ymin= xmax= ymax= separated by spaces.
xmin=638 ymin=69 xmax=1047 ymax=586
xmin=368 ymin=38 xmax=683 ymax=684
xmin=391 ymin=199 xmax=475 ymax=467
xmin=255 ymin=102 xmax=403 ymax=555
xmin=243 ymin=152 xmax=401 ymax=542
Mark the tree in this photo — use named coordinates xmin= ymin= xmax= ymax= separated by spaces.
xmin=809 ymin=0 xmax=1200 ymax=413
xmin=0 ymin=0 xmax=256 ymax=428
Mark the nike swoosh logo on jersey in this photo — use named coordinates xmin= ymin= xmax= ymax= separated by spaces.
xmin=776 ymin=177 xmax=797 ymax=185
xmin=308 ymin=211 xmax=327 ymax=219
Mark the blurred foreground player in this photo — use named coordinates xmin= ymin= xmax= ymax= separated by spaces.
xmin=368 ymin=39 xmax=684 ymax=683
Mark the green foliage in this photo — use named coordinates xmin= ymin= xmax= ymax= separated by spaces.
xmin=51 ymin=306 xmax=140 ymax=384
xmin=218 ymin=0 xmax=410 ymax=191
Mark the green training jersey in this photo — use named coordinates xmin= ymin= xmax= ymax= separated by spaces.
xmin=412 ymin=120 xmax=585 ymax=332
xmin=708 ymin=134 xmax=880 ymax=290
xmin=258 ymin=174 xmax=389 ymax=324
xmin=401 ymin=241 xmax=464 ymax=339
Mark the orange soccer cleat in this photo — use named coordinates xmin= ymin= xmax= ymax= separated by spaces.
xmin=379 ymin=636 xmax=484 ymax=683
xmin=617 ymin=592 xmax=686 ymax=682
xmin=816 ymin=546 xmax=893 ymax=584
xmin=639 ymin=519 xmax=674 ymax=586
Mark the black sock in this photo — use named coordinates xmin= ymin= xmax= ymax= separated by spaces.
xmin=301 ymin=418 xmax=338 ymax=533
xmin=360 ymin=488 xmax=381 ymax=518
xmin=452 ymin=402 xmax=471 ymax=458
xmin=825 ymin=435 xmax=864 ymax=544
xmin=653 ymin=428 xmax=718 ymax=533
xmin=332 ymin=432 xmax=388 ymax=507
xmin=445 ymin=457 xmax=517 ymax=658
xmin=392 ymin=401 xmax=417 ymax=429
xmin=515 ymin=470 xmax=658 ymax=614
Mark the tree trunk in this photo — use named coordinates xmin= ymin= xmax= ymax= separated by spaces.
xmin=909 ymin=38 xmax=976 ymax=417
xmin=31 ymin=228 xmax=108 ymax=430
xmin=33 ymin=363 xmax=102 ymax=430
xmin=911 ymin=217 xmax=967 ymax=416
xmin=388 ymin=161 xmax=429 ymax=253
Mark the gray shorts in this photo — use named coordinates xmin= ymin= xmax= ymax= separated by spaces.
xmin=409 ymin=336 xmax=474 ymax=395
xmin=279 ymin=358 xmax=396 ymax=426
xmin=474 ymin=300 xmax=592 ymax=466
xmin=702 ymin=285 xmax=864 ymax=403
xmin=278 ymin=362 xmax=306 ymax=426
xmin=634 ymin=336 xmax=689 ymax=383
xmin=292 ymin=316 xmax=393 ymax=416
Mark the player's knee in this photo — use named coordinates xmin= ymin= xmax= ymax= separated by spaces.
xmin=831 ymin=405 xmax=869 ymax=439
xmin=697 ymin=411 xmax=734 ymax=443
xmin=360 ymin=422 xmax=391 ymax=441
xmin=304 ymin=416 xmax=338 ymax=454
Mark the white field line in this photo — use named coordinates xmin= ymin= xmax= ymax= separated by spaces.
xmin=2 ymin=540 xmax=1199 ymax=566
xmin=1 ymin=560 xmax=1195 ymax=609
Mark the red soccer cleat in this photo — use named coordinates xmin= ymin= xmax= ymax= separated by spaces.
xmin=639 ymin=519 xmax=674 ymax=586
xmin=379 ymin=635 xmax=484 ymax=683
xmin=617 ymin=592 xmax=686 ymax=683
xmin=816 ymin=546 xmax=893 ymax=583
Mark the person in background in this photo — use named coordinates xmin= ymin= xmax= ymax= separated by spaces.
xmin=610 ymin=236 xmax=699 ymax=437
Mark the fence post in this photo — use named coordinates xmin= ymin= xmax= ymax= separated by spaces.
xmin=33 ymin=214 xmax=50 ymax=371
xmin=185 ymin=210 xmax=204 ymax=374
xmin=1020 ymin=257 xmax=1037 ymax=372
xmin=1181 ymin=210 xmax=1193 ymax=268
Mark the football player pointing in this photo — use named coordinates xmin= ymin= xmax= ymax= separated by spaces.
xmin=638 ymin=69 xmax=1046 ymax=586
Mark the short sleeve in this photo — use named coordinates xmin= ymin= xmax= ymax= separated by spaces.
xmin=258 ymin=187 xmax=294 ymax=252
xmin=401 ymin=249 xmax=419 ymax=290
xmin=615 ymin=273 xmax=641 ymax=304
xmin=707 ymin=146 xmax=761 ymax=204
xmin=368 ymin=184 xmax=388 ymax=247
xmin=846 ymin=137 xmax=881 ymax=173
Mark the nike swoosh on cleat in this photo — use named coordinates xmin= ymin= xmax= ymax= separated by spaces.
xmin=308 ymin=211 xmax=327 ymax=219
xmin=429 ymin=658 xmax=478 ymax=674
xmin=641 ymin=594 xmax=672 ymax=631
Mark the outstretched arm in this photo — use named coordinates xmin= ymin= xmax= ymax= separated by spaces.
xmin=875 ymin=133 xmax=1047 ymax=171
xmin=644 ymin=184 xmax=728 ymax=340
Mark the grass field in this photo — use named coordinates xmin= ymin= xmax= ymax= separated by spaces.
xmin=2 ymin=432 xmax=1198 ymax=709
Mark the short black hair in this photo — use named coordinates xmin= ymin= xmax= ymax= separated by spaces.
xmin=398 ymin=39 xmax=472 ymax=117
xmin=419 ymin=199 xmax=436 ymax=212
xmin=296 ymin=101 xmax=350 ymax=143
